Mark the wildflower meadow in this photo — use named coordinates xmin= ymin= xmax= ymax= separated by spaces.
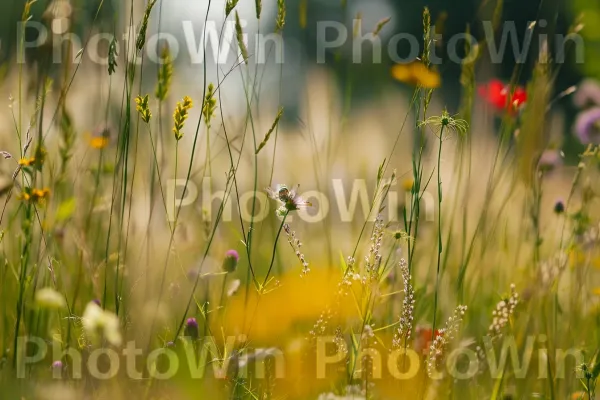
xmin=0 ymin=0 xmax=599 ymax=399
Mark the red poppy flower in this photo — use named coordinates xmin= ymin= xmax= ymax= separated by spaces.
xmin=414 ymin=326 xmax=443 ymax=354
xmin=478 ymin=79 xmax=527 ymax=113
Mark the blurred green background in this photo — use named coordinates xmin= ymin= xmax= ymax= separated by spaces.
xmin=0 ymin=0 xmax=597 ymax=156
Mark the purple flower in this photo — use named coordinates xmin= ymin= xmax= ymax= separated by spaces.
xmin=185 ymin=317 xmax=199 ymax=339
xmin=538 ymin=149 xmax=563 ymax=171
xmin=92 ymin=299 xmax=101 ymax=307
xmin=574 ymin=79 xmax=600 ymax=108
xmin=52 ymin=360 xmax=63 ymax=369
xmin=187 ymin=268 xmax=199 ymax=281
xmin=266 ymin=184 xmax=312 ymax=217
xmin=554 ymin=200 xmax=565 ymax=214
xmin=222 ymin=249 xmax=239 ymax=273
xmin=574 ymin=107 xmax=600 ymax=144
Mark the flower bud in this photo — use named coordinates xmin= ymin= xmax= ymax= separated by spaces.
xmin=222 ymin=250 xmax=239 ymax=273
xmin=185 ymin=317 xmax=199 ymax=339
xmin=554 ymin=200 xmax=565 ymax=214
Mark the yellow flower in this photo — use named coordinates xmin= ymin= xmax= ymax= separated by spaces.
xmin=402 ymin=178 xmax=414 ymax=192
xmin=89 ymin=136 xmax=109 ymax=150
xmin=222 ymin=268 xmax=356 ymax=344
xmin=391 ymin=61 xmax=441 ymax=88
xmin=32 ymin=188 xmax=50 ymax=198
xmin=18 ymin=157 xmax=36 ymax=166
xmin=20 ymin=187 xmax=51 ymax=204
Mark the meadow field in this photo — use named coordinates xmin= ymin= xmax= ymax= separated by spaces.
xmin=0 ymin=0 xmax=599 ymax=399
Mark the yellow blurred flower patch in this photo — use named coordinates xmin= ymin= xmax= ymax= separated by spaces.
xmin=391 ymin=61 xmax=441 ymax=88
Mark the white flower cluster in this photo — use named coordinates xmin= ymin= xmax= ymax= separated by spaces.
xmin=488 ymin=284 xmax=519 ymax=338
xmin=35 ymin=287 xmax=66 ymax=309
xmin=82 ymin=302 xmax=122 ymax=347
xmin=426 ymin=305 xmax=468 ymax=378
xmin=309 ymin=307 xmax=333 ymax=339
xmin=539 ymin=252 xmax=568 ymax=288
xmin=361 ymin=324 xmax=375 ymax=342
xmin=334 ymin=326 xmax=348 ymax=356
xmin=581 ymin=222 xmax=600 ymax=247
xmin=339 ymin=256 xmax=365 ymax=292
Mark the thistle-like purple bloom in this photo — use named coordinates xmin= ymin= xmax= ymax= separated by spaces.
xmin=185 ymin=317 xmax=199 ymax=339
xmin=51 ymin=360 xmax=63 ymax=378
xmin=574 ymin=107 xmax=600 ymax=145
xmin=222 ymin=249 xmax=239 ymax=273
xmin=266 ymin=184 xmax=312 ymax=217
xmin=554 ymin=200 xmax=565 ymax=214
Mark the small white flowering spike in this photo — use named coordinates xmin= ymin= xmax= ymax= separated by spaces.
xmin=364 ymin=215 xmax=384 ymax=282
xmin=35 ymin=288 xmax=66 ymax=309
xmin=82 ymin=302 xmax=122 ymax=347
xmin=488 ymin=284 xmax=519 ymax=338
xmin=393 ymin=259 xmax=415 ymax=349
xmin=539 ymin=252 xmax=568 ymax=288
xmin=426 ymin=305 xmax=468 ymax=378
xmin=283 ymin=223 xmax=310 ymax=276
xmin=362 ymin=324 xmax=375 ymax=341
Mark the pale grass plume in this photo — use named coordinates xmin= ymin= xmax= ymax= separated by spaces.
xmin=256 ymin=107 xmax=284 ymax=155
xmin=283 ymin=223 xmax=309 ymax=276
